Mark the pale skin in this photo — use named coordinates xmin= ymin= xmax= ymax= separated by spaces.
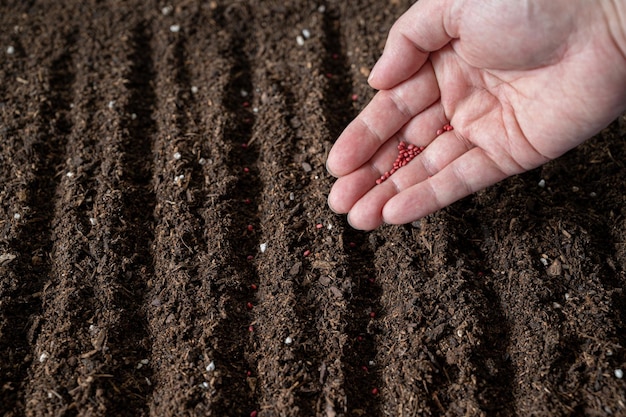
xmin=326 ymin=0 xmax=626 ymax=230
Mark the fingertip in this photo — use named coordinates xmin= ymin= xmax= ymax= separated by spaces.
xmin=325 ymin=159 xmax=338 ymax=178
xmin=346 ymin=211 xmax=382 ymax=231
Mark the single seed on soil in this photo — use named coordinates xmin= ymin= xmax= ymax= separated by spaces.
xmin=369 ymin=312 xmax=376 ymax=318
xmin=246 ymin=370 xmax=252 ymax=377
xmin=615 ymin=369 xmax=624 ymax=379
xmin=250 ymin=411 xmax=258 ymax=417
xmin=259 ymin=243 xmax=267 ymax=253
xmin=538 ymin=179 xmax=546 ymax=188
xmin=243 ymin=167 xmax=250 ymax=173
xmin=173 ymin=151 xmax=181 ymax=160
xmin=302 ymin=29 xmax=311 ymax=39
xmin=13 ymin=213 xmax=21 ymax=220
xmin=161 ymin=5 xmax=173 ymax=15
xmin=318 ymin=5 xmax=326 ymax=13
xmin=206 ymin=361 xmax=215 ymax=372
xmin=247 ymin=224 xmax=254 ymax=232
xmin=284 ymin=336 xmax=293 ymax=345
xmin=371 ymin=388 xmax=379 ymax=395
xmin=296 ymin=35 xmax=304 ymax=46
xmin=247 ymin=255 xmax=254 ymax=261
xmin=250 ymin=284 xmax=258 ymax=290
xmin=7 ymin=45 xmax=15 ymax=55
xmin=351 ymin=94 xmax=358 ymax=101
xmin=191 ymin=86 xmax=199 ymax=94
xmin=169 ymin=24 xmax=180 ymax=33
xmin=246 ymin=302 xmax=253 ymax=310
xmin=303 ymin=249 xmax=311 ymax=257
xmin=248 ymin=325 xmax=254 ymax=332
xmin=316 ymin=223 xmax=323 ymax=229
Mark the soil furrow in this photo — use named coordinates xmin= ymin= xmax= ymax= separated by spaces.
xmin=0 ymin=23 xmax=76 ymax=416
xmin=64 ymin=11 xmax=157 ymax=415
xmin=20 ymin=19 xmax=121 ymax=415
xmin=250 ymin=85 xmax=318 ymax=415
xmin=441 ymin=206 xmax=518 ymax=415
xmin=370 ymin=224 xmax=455 ymax=416
xmin=144 ymin=5 xmax=245 ymax=415
xmin=193 ymin=4 xmax=263 ymax=415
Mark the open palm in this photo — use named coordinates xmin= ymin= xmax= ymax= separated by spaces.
xmin=326 ymin=0 xmax=626 ymax=230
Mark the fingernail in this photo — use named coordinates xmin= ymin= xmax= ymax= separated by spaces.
xmin=325 ymin=160 xmax=336 ymax=177
xmin=367 ymin=61 xmax=379 ymax=84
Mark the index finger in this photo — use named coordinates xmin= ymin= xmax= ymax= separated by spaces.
xmin=368 ymin=0 xmax=455 ymax=90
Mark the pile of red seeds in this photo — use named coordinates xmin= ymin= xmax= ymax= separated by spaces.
xmin=375 ymin=124 xmax=454 ymax=185
xmin=375 ymin=141 xmax=425 ymax=185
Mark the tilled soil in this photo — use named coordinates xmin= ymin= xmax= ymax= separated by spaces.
xmin=1 ymin=1 xmax=625 ymax=416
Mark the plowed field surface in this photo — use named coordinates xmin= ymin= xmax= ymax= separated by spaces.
xmin=1 ymin=1 xmax=626 ymax=416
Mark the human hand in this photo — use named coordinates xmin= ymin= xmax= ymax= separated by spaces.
xmin=326 ymin=0 xmax=626 ymax=230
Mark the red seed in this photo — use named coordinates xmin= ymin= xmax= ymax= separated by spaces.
xmin=369 ymin=312 xmax=376 ymax=318
xmin=357 ymin=335 xmax=364 ymax=342
xmin=246 ymin=302 xmax=253 ymax=310
xmin=316 ymin=223 xmax=323 ymax=229
xmin=246 ymin=370 xmax=252 ymax=377
xmin=241 ymin=143 xmax=248 ymax=149
xmin=250 ymin=284 xmax=258 ymax=290
xmin=243 ymin=101 xmax=250 ymax=107
xmin=368 ymin=278 xmax=375 ymax=284
xmin=244 ymin=198 xmax=252 ymax=204
xmin=250 ymin=411 xmax=258 ymax=417
xmin=332 ymin=53 xmax=339 ymax=59
xmin=362 ymin=365 xmax=369 ymax=372
xmin=243 ymin=167 xmax=250 ymax=173
xmin=247 ymin=224 xmax=254 ymax=231
xmin=349 ymin=242 xmax=356 ymax=248
xmin=436 ymin=129 xmax=444 ymax=135
xmin=248 ymin=325 xmax=254 ymax=332
xmin=351 ymin=94 xmax=358 ymax=101
xmin=303 ymin=249 xmax=311 ymax=257
xmin=325 ymin=73 xmax=333 ymax=78
xmin=247 ymin=255 xmax=254 ymax=261
xmin=371 ymin=388 xmax=379 ymax=395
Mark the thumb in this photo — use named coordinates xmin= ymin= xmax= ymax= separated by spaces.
xmin=368 ymin=0 xmax=455 ymax=90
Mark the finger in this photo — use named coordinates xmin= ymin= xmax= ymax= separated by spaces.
xmin=326 ymin=62 xmax=439 ymax=178
xmin=328 ymin=137 xmax=399 ymax=214
xmin=382 ymin=147 xmax=509 ymax=225
xmin=343 ymin=129 xmax=471 ymax=230
xmin=368 ymin=0 xmax=455 ymax=90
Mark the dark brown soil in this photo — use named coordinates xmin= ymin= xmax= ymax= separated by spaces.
xmin=1 ymin=1 xmax=625 ymax=416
